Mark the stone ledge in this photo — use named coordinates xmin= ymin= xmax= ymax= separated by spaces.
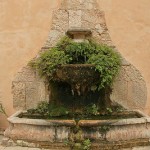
xmin=78 ymin=110 xmax=148 ymax=127
xmin=78 ymin=118 xmax=147 ymax=127
xmin=8 ymin=111 xmax=76 ymax=127
xmin=66 ymin=28 xmax=92 ymax=36
xmin=8 ymin=110 xmax=149 ymax=127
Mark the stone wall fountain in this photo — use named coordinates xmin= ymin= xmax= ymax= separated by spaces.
xmin=3 ymin=0 xmax=150 ymax=149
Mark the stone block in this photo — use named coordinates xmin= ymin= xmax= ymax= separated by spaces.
xmin=111 ymin=65 xmax=147 ymax=111
xmin=111 ymin=67 xmax=128 ymax=108
xmin=106 ymin=124 xmax=149 ymax=142
xmin=25 ymin=82 xmax=37 ymax=109
xmin=0 ymin=146 xmax=5 ymax=150
xmin=12 ymin=82 xmax=26 ymax=109
xmin=56 ymin=127 xmax=70 ymax=142
xmin=81 ymin=9 xmax=112 ymax=45
xmin=1 ymin=137 xmax=10 ymax=146
xmin=26 ymin=142 xmax=37 ymax=148
xmin=132 ymin=147 xmax=150 ymax=150
xmin=81 ymin=10 xmax=106 ymax=29
xmin=77 ymin=118 xmax=150 ymax=142
xmin=13 ymin=66 xmax=36 ymax=82
xmin=100 ymin=31 xmax=113 ymax=44
xmin=16 ymin=140 xmax=23 ymax=146
xmin=9 ymin=124 xmax=55 ymax=142
xmin=28 ymin=148 xmax=41 ymax=150
xmin=95 ymin=24 xmax=104 ymax=34
xmin=82 ymin=127 xmax=99 ymax=140
xmin=22 ymin=141 xmax=30 ymax=147
xmin=44 ymin=30 xmax=65 ymax=47
xmin=69 ymin=10 xmax=82 ymax=28
xmin=61 ymin=0 xmax=99 ymax=10
xmin=51 ymin=10 xmax=69 ymax=32
xmin=4 ymin=146 xmax=28 ymax=150
xmin=7 ymin=139 xmax=17 ymax=147
xmin=25 ymin=81 xmax=48 ymax=109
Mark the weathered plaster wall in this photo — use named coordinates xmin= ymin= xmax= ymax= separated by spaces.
xmin=0 ymin=0 xmax=150 ymax=128
xmin=0 ymin=0 xmax=61 ymax=128
xmin=98 ymin=0 xmax=150 ymax=113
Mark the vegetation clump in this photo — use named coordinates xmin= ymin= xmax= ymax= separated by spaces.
xmin=26 ymin=101 xmax=130 ymax=121
xmin=64 ymin=138 xmax=91 ymax=150
xmin=30 ymin=36 xmax=121 ymax=90
xmin=27 ymin=101 xmax=69 ymax=118
xmin=85 ymin=104 xmax=99 ymax=116
xmin=0 ymin=102 xmax=7 ymax=116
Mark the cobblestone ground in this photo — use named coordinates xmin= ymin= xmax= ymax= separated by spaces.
xmin=1 ymin=145 xmax=150 ymax=150
xmin=1 ymin=135 xmax=150 ymax=150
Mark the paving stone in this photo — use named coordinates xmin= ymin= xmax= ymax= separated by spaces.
xmin=132 ymin=146 xmax=150 ymax=150
xmin=41 ymin=149 xmax=62 ymax=150
xmin=0 ymin=145 xmax=5 ymax=150
xmin=0 ymin=135 xmax=4 ymax=142
xmin=1 ymin=137 xmax=9 ymax=146
xmin=4 ymin=146 xmax=28 ymax=150
xmin=28 ymin=148 xmax=41 ymax=150
xmin=7 ymin=139 xmax=17 ymax=147
xmin=1 ymin=145 xmax=150 ymax=150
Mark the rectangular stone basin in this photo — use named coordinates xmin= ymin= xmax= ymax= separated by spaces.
xmin=4 ymin=110 xmax=150 ymax=148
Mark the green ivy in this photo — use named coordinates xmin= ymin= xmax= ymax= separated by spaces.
xmin=85 ymin=104 xmax=99 ymax=116
xmin=87 ymin=44 xmax=121 ymax=89
xmin=31 ymin=47 xmax=71 ymax=80
xmin=82 ymin=139 xmax=91 ymax=150
xmin=30 ymin=36 xmax=121 ymax=89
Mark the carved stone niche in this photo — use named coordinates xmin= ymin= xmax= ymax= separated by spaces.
xmin=12 ymin=0 xmax=147 ymax=111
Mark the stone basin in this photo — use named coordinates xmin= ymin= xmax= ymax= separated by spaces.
xmin=4 ymin=110 xmax=150 ymax=149
xmin=53 ymin=64 xmax=100 ymax=94
xmin=54 ymin=64 xmax=99 ymax=83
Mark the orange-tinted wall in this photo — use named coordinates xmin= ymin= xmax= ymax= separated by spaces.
xmin=0 ymin=0 xmax=150 ymax=128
